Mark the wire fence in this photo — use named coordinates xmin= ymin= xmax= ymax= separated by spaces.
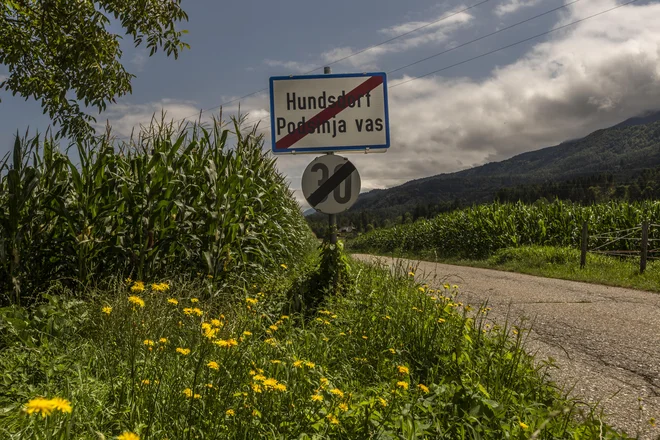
xmin=581 ymin=221 xmax=656 ymax=272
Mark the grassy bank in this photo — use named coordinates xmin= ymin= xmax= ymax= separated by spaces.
xmin=356 ymin=245 xmax=660 ymax=293
xmin=0 ymin=255 xmax=630 ymax=439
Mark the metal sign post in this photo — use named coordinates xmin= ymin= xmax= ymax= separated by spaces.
xmin=324 ymin=66 xmax=337 ymax=244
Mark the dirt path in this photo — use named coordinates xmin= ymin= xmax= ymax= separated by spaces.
xmin=353 ymin=254 xmax=660 ymax=439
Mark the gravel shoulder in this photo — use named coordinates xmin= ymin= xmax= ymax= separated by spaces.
xmin=353 ymin=254 xmax=660 ymax=439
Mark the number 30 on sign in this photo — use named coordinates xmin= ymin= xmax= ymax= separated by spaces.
xmin=301 ymin=154 xmax=361 ymax=215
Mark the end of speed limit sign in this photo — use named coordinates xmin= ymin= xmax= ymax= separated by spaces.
xmin=302 ymin=155 xmax=361 ymax=214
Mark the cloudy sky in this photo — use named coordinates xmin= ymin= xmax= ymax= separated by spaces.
xmin=1 ymin=0 xmax=659 ymax=209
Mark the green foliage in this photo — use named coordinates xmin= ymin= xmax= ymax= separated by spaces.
xmin=0 ymin=263 xmax=631 ymax=439
xmin=0 ymin=0 xmax=189 ymax=139
xmin=350 ymin=200 xmax=660 ymax=259
xmin=0 ymin=119 xmax=315 ymax=306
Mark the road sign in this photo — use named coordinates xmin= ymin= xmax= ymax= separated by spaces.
xmin=301 ymin=155 xmax=361 ymax=214
xmin=269 ymin=72 xmax=389 ymax=154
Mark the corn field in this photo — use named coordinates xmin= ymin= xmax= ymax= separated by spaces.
xmin=349 ymin=200 xmax=660 ymax=258
xmin=0 ymin=118 xmax=314 ymax=306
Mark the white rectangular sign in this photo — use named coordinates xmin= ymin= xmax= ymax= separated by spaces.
xmin=269 ymin=72 xmax=390 ymax=154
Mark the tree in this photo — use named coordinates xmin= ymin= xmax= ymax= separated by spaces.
xmin=0 ymin=0 xmax=189 ymax=139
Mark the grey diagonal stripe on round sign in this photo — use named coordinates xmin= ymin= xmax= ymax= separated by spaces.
xmin=306 ymin=162 xmax=357 ymax=207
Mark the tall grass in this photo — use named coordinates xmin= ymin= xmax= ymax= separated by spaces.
xmin=349 ymin=200 xmax=660 ymax=259
xmin=0 ymin=118 xmax=314 ymax=306
xmin=0 ymin=259 xmax=631 ymax=439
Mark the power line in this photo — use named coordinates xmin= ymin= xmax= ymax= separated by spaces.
xmin=390 ymin=0 xmax=639 ymax=89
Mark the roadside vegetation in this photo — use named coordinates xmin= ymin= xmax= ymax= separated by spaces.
xmin=0 ymin=123 xmax=631 ymax=439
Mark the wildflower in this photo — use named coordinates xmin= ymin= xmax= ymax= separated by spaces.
xmin=214 ymin=338 xmax=238 ymax=348
xmin=320 ymin=378 xmax=329 ymax=388
xmin=117 ymin=432 xmax=140 ymax=440
xmin=159 ymin=338 xmax=168 ymax=344
xmin=280 ymin=315 xmax=290 ymax=320
xmin=437 ymin=318 xmax=446 ymax=324
xmin=378 ymin=397 xmax=388 ymax=407
xmin=264 ymin=338 xmax=277 ymax=346
xmin=183 ymin=388 xmax=193 ymax=398
xmin=128 ymin=296 xmax=145 ymax=308
xmin=408 ymin=271 xmax=415 ymax=276
xmin=397 ymin=365 xmax=409 ymax=375
xmin=262 ymin=378 xmax=278 ymax=388
xmin=125 ymin=277 xmax=133 ymax=284
xmin=396 ymin=381 xmax=409 ymax=390
xmin=207 ymin=361 xmax=219 ymax=370
xmin=311 ymin=394 xmax=323 ymax=402
xmin=293 ymin=360 xmax=303 ymax=368
xmin=327 ymin=414 xmax=340 ymax=425
xmin=176 ymin=347 xmax=191 ymax=356
xmin=192 ymin=308 xmax=203 ymax=316
xmin=280 ymin=264 xmax=288 ymax=269
xmin=194 ymin=393 xmax=201 ymax=399
xmin=243 ymin=331 xmax=252 ymax=336
xmin=226 ymin=409 xmax=235 ymax=416
xmin=339 ymin=403 xmax=349 ymax=412
xmin=246 ymin=297 xmax=258 ymax=305
xmin=191 ymin=298 xmax=199 ymax=303
xmin=274 ymin=383 xmax=287 ymax=392
xmin=207 ymin=383 xmax=213 ymax=388
xmin=251 ymin=383 xmax=263 ymax=393
xmin=143 ymin=339 xmax=155 ymax=346
xmin=49 ymin=397 xmax=72 ymax=414
xmin=304 ymin=361 xmax=316 ymax=368
xmin=141 ymin=379 xmax=151 ymax=385
xmin=131 ymin=281 xmax=145 ymax=292
xmin=319 ymin=310 xmax=332 ymax=315
xmin=418 ymin=287 xmax=425 ymax=292
xmin=202 ymin=326 xmax=219 ymax=339
xmin=167 ymin=298 xmax=178 ymax=305
xmin=269 ymin=325 xmax=278 ymax=331
xmin=339 ymin=332 xmax=346 ymax=336
xmin=329 ymin=388 xmax=344 ymax=398
xmin=519 ymin=421 xmax=529 ymax=430
xmin=102 ymin=306 xmax=112 ymax=315
xmin=211 ymin=319 xmax=222 ymax=327
xmin=362 ymin=335 xmax=368 ymax=340
xmin=417 ymin=384 xmax=430 ymax=393
xmin=388 ymin=348 xmax=396 ymax=354
xmin=152 ymin=282 xmax=169 ymax=292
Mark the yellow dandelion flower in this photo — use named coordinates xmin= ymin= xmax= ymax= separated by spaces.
xmin=125 ymin=277 xmax=133 ymax=284
xmin=408 ymin=271 xmax=415 ymax=276
xmin=320 ymin=377 xmax=329 ymax=388
xmin=519 ymin=421 xmax=529 ymax=430
xmin=262 ymin=378 xmax=278 ymax=388
xmin=329 ymin=388 xmax=344 ymax=398
xmin=326 ymin=414 xmax=339 ymax=425
xmin=194 ymin=393 xmax=201 ymax=399
xmin=246 ymin=297 xmax=258 ymax=305
xmin=396 ymin=381 xmax=409 ymax=390
xmin=159 ymin=338 xmax=168 ymax=344
xmin=141 ymin=379 xmax=151 ymax=385
xmin=397 ymin=365 xmax=409 ymax=375
xmin=378 ymin=397 xmax=388 ymax=407
xmin=253 ymin=375 xmax=267 ymax=383
xmin=207 ymin=361 xmax=219 ymax=370
xmin=243 ymin=331 xmax=252 ymax=336
xmin=362 ymin=335 xmax=368 ymax=340
xmin=251 ymin=383 xmax=263 ymax=393
xmin=264 ymin=338 xmax=276 ymax=346
xmin=192 ymin=308 xmax=203 ymax=316
xmin=274 ymin=383 xmax=286 ymax=392
xmin=117 ymin=432 xmax=140 ymax=440
xmin=280 ymin=315 xmax=290 ymax=320
xmin=176 ymin=347 xmax=191 ymax=356
xmin=143 ymin=339 xmax=155 ymax=346
xmin=269 ymin=325 xmax=278 ymax=331
xmin=183 ymin=388 xmax=193 ymax=398
xmin=417 ymin=384 xmax=430 ymax=393
xmin=388 ymin=348 xmax=396 ymax=354
xmin=206 ymin=383 xmax=213 ymax=388
xmin=167 ymin=298 xmax=178 ymax=305
xmin=211 ymin=319 xmax=222 ymax=327
xmin=418 ymin=287 xmax=425 ymax=292
xmin=311 ymin=394 xmax=323 ymax=402
xmin=339 ymin=403 xmax=349 ymax=412
xmin=128 ymin=296 xmax=145 ymax=308
xmin=183 ymin=307 xmax=194 ymax=315
xmin=292 ymin=360 xmax=303 ymax=368
xmin=437 ymin=318 xmax=446 ymax=323
xmin=102 ymin=306 xmax=112 ymax=315
xmin=190 ymin=298 xmax=199 ymax=303
xmin=304 ymin=361 xmax=316 ymax=368
xmin=226 ymin=409 xmax=235 ymax=416
xmin=280 ymin=264 xmax=288 ymax=269
xmin=151 ymin=282 xmax=169 ymax=292
xmin=131 ymin=281 xmax=145 ymax=292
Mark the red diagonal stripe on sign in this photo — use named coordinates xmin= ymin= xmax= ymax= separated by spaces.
xmin=275 ymin=75 xmax=384 ymax=151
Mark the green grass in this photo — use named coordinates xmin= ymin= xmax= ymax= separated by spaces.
xmin=0 ymin=253 xmax=632 ymax=439
xmin=358 ymin=245 xmax=660 ymax=293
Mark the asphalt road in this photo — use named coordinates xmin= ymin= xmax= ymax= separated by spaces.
xmin=353 ymin=254 xmax=660 ymax=439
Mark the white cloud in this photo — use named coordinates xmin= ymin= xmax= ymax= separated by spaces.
xmin=266 ymin=9 xmax=473 ymax=72
xmin=495 ymin=0 xmax=542 ymax=16
xmin=277 ymin=0 xmax=660 ymax=194
xmin=131 ymin=52 xmax=148 ymax=72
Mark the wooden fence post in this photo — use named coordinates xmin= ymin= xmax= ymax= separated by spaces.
xmin=640 ymin=220 xmax=649 ymax=274
xmin=580 ymin=220 xmax=588 ymax=269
